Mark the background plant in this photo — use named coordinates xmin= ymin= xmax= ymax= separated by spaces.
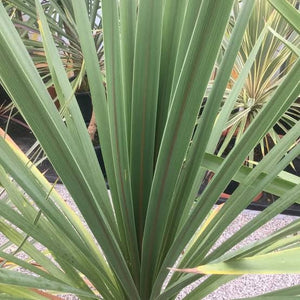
xmin=3 ymin=0 xmax=104 ymax=141
xmin=3 ymin=0 xmax=104 ymax=84
xmin=0 ymin=0 xmax=299 ymax=299
xmin=211 ymin=0 xmax=300 ymax=162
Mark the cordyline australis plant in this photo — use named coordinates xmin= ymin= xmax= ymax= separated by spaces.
xmin=0 ymin=0 xmax=299 ymax=299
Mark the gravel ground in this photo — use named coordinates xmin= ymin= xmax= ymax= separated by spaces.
xmin=1 ymin=184 xmax=299 ymax=299
xmin=177 ymin=210 xmax=300 ymax=299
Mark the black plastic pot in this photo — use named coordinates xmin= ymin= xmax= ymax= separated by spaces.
xmin=198 ymin=168 xmax=300 ymax=217
xmin=75 ymin=91 xmax=93 ymax=124
xmin=284 ymin=156 xmax=300 ymax=176
xmin=0 ymin=84 xmax=10 ymax=105
xmin=94 ymin=145 xmax=107 ymax=178
xmin=217 ymin=192 xmax=300 ymax=217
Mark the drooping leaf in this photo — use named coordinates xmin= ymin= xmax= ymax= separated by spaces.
xmin=172 ymin=248 xmax=300 ymax=275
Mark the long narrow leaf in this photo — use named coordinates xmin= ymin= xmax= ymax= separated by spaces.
xmin=101 ymin=0 xmax=140 ymax=285
xmin=130 ymin=0 xmax=164 ymax=256
xmin=0 ymin=268 xmax=97 ymax=298
xmin=268 ymin=0 xmax=300 ymax=34
xmin=174 ymin=248 xmax=300 ymax=275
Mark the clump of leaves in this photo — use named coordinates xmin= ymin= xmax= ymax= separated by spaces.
xmin=0 ymin=0 xmax=299 ymax=299
xmin=217 ymin=0 xmax=300 ymax=162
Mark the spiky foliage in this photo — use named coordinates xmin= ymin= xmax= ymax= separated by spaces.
xmin=0 ymin=1 xmax=299 ymax=299
xmin=217 ymin=0 xmax=300 ymax=162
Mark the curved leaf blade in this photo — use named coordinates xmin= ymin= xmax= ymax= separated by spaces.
xmin=173 ymin=248 xmax=300 ymax=275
